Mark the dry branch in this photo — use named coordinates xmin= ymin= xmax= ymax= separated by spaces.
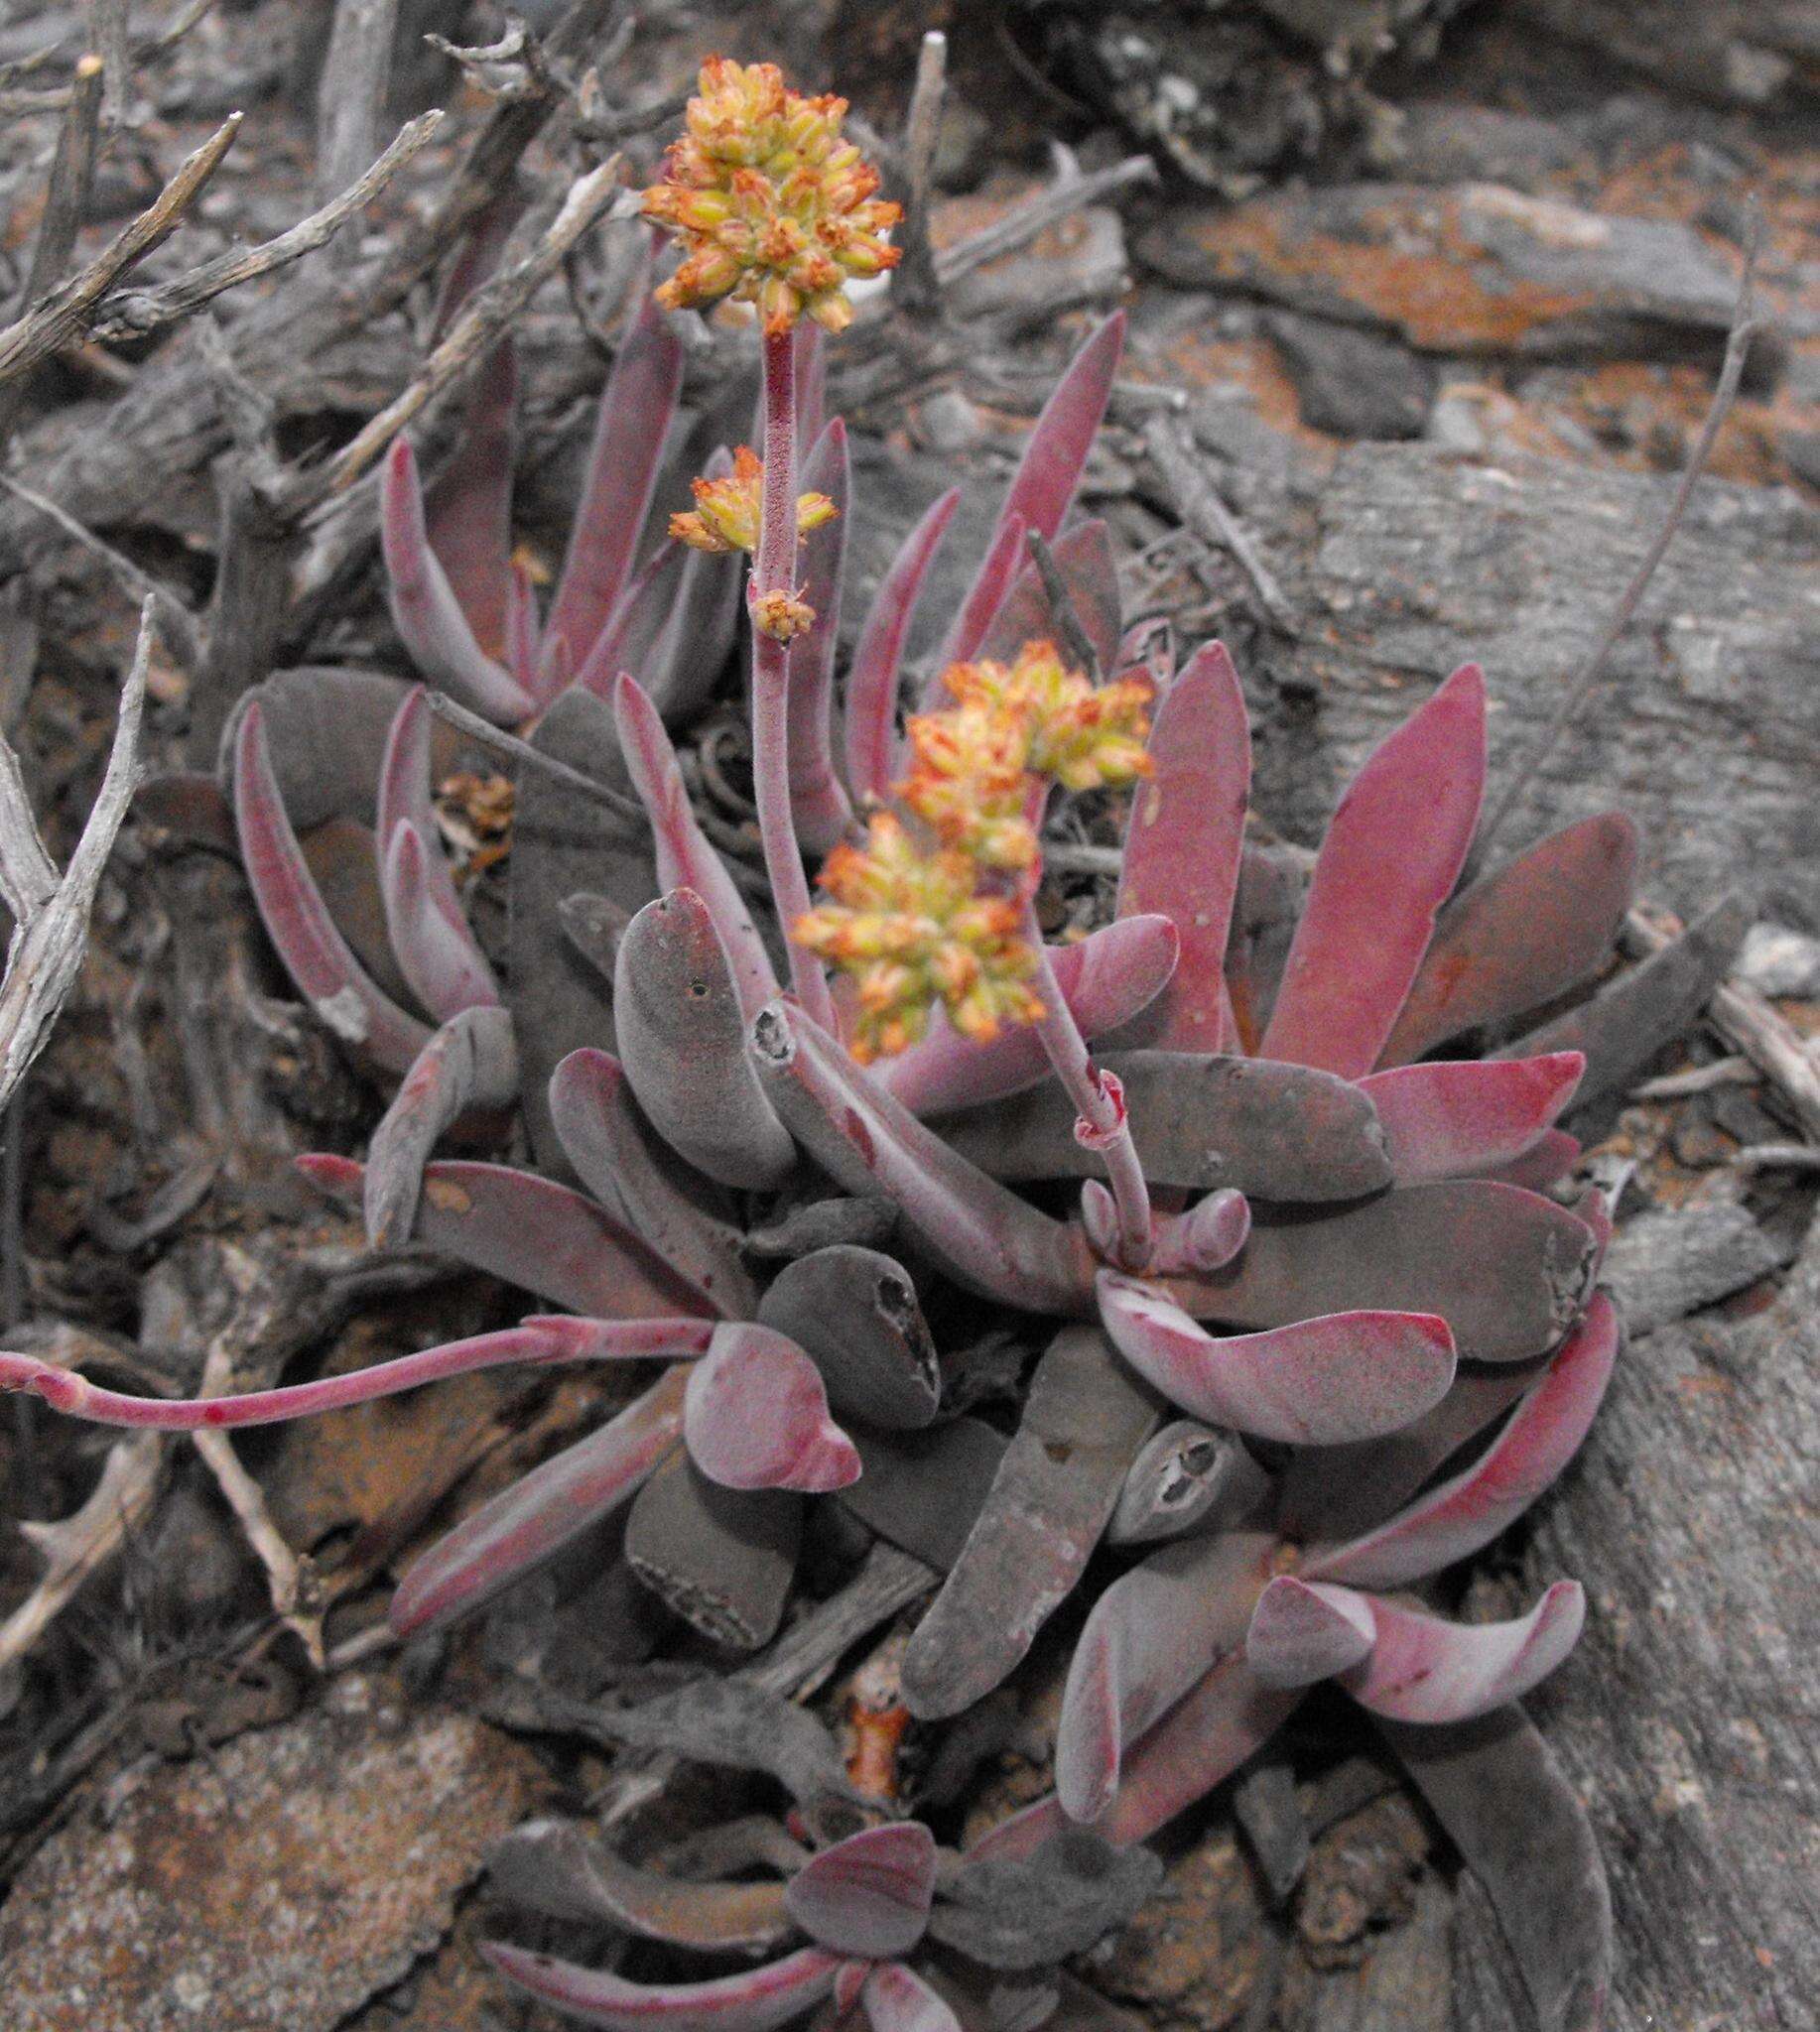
xmin=315 ymin=0 xmax=401 ymax=271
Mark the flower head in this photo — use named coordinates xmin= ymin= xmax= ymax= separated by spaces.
xmin=753 ymin=586 xmax=818 ymax=641
xmin=642 ymin=58 xmax=902 ymax=335
xmin=900 ymin=699 xmax=1040 ymax=871
xmin=796 ymin=815 xmax=1043 ymax=1061
xmin=670 ymin=445 xmax=838 ymax=556
xmin=944 ymin=641 xmax=1155 ymax=792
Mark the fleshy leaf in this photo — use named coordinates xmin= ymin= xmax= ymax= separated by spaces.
xmin=624 ymin=1454 xmax=801 ymax=1651
xmin=1340 ymin=1581 xmax=1585 ymax=1721
xmin=1478 ymin=1127 xmax=1582 ymax=1191
xmin=932 ymin=509 xmax=1028 ymax=689
xmin=1108 ymin=1419 xmax=1272 ymax=1547
xmin=574 ymin=538 xmax=687 ymax=700
xmin=1244 ymin=1577 xmax=1377 ymax=1689
xmin=900 ymin=1327 xmax=1158 ymax=1720
xmin=424 ymin=336 xmax=518 ymax=664
xmin=1099 ymin=1276 xmax=1457 ymax=1445
xmin=549 ymin=1047 xmax=756 ymax=1317
xmin=1356 ymin=1053 xmax=1584 ymax=1187
xmin=750 ymin=1002 xmax=1096 ymax=1315
xmin=785 ymin=1822 xmax=937 ymax=1959
xmin=883 ymin=918 xmax=1178 ymax=1117
xmin=380 ymin=821 xmax=500 ymax=1020
xmin=380 ymin=438 xmax=534 ymax=722
xmin=545 ymin=282 xmax=685 ymax=670
xmin=390 ymin=1366 xmax=688 ymax=1635
xmin=1306 ymin=1292 xmax=1620 ymax=1588
xmin=642 ymin=526 xmax=744 ymax=726
xmin=840 ymin=1419 xmax=1008 ymax=1572
xmin=1164 ymin=1180 xmax=1597 ymax=1366
xmin=684 ymin=1324 xmax=861 ymax=1494
xmin=927 ymin=1828 xmax=1164 ymax=1971
xmin=616 ymin=891 xmax=797 ymax=1190
xmin=233 ymin=703 xmax=432 ymax=1076
xmin=1379 ymin=813 xmax=1638 ymax=1066
xmin=615 ymin=675 xmax=781 ymax=1016
xmin=595 ymin=1677 xmax=853 ymax=1806
xmin=375 ymin=685 xmax=464 ymax=937
xmin=301 ymin=1154 xmax=715 ymax=1320
xmin=787 ymin=419 xmax=854 ymax=853
xmin=935 ymin=1050 xmax=1391 ymax=1202
xmin=1056 ymin=1531 xmax=1275 ymax=1824
xmin=846 ymin=486 xmax=960 ymax=803
xmin=483 ymin=1942 xmax=841 ymax=2032
xmin=756 ymin=1245 xmax=941 ymax=1430
xmin=1262 ymin=664 xmax=1487 ymax=1078
xmin=489 ymin=1819 xmax=793 ymax=1951
xmin=1376 ymin=1706 xmax=1612 ymax=2032
xmin=862 ymin=1965 xmax=961 ymax=2032
xmin=1108 ymin=641 xmax=1250 ymax=1052
xmin=1150 ymin=1188 xmax=1251 ymax=1277
xmin=975 ymin=519 xmax=1122 ymax=674
xmin=364 ymin=1004 xmax=518 ymax=1247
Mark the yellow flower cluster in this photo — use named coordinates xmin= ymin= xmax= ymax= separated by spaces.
xmin=670 ymin=445 xmax=838 ymax=557
xmin=641 ymin=59 xmax=902 ymax=336
xmin=796 ymin=640 xmax=1155 ymax=1062
xmin=795 ymin=815 xmax=1044 ymax=1063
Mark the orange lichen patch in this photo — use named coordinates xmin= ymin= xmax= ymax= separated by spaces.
xmin=1139 ymin=326 xmax=1336 ymax=450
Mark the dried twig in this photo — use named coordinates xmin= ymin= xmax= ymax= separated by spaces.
xmin=1028 ymin=528 xmax=1103 ymax=681
xmin=0 ymin=599 xmax=152 ymax=1111
xmin=1631 ymin=1055 xmax=1756 ymax=1100
xmin=893 ymin=31 xmax=947 ymax=316
xmin=1475 ymin=225 xmax=1766 ymax=863
xmin=1734 ymin=1143 xmax=1820 ymax=1175
xmin=1624 ymin=908 xmax=1820 ymax=1145
xmin=0 ymin=114 xmax=241 ymax=388
xmin=0 ymin=1 xmax=213 ymax=108
xmin=315 ymin=0 xmax=401 ymax=271
xmin=935 ymin=153 xmax=1156 ymax=286
xmin=91 ymin=111 xmax=444 ymax=342
xmin=424 ymin=690 xmax=645 ymax=822
xmin=93 ymin=0 xmax=132 ymax=127
xmin=1141 ymin=411 xmax=1298 ymax=634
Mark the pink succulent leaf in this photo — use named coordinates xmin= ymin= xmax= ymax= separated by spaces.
xmin=1243 ymin=1577 xmax=1378 ymax=1689
xmin=936 ymin=1050 xmax=1390 ymax=1202
xmin=1262 ymin=663 xmax=1487 ymax=1078
xmin=391 ymin=1365 xmax=688 ymax=1636
xmin=835 ymin=1964 xmax=868 ymax=2018
xmin=683 ymin=1324 xmax=862 ymax=1494
xmin=1108 ymin=1418 xmax=1273 ymax=1547
xmin=863 ymin=1966 xmax=962 ymax=2032
xmin=1098 ymin=1276 xmax=1457 ymax=1445
xmin=300 ymin=1155 xmax=717 ymax=1321
xmin=548 ymin=1047 xmax=757 ymax=1317
xmin=925 ymin=1831 xmax=1163 ymax=1973
xmin=423 ymin=336 xmax=517 ymax=660
xmin=1499 ymin=891 xmax=1751 ymax=1119
xmin=1224 ymin=843 xmax=1307 ymax=1053
xmin=1273 ymin=1365 xmax=1535 ymax=1547
xmin=881 ymin=917 xmax=1178 ymax=1116
xmin=900 ymin=1327 xmax=1159 ymax=1721
xmin=1356 ymin=1052 xmax=1584 ymax=1187
xmin=975 ymin=307 xmax=1124 ymax=582
xmin=615 ymin=890 xmax=797 ymax=1190
xmin=232 ymin=702 xmax=433 ymax=1077
xmin=1375 ymin=1707 xmax=1612 ymax=2032
xmin=929 ymin=509 xmax=1027 ymax=694
xmin=840 ymin=1418 xmax=1009 ymax=1573
xmin=793 ymin=318 xmax=827 ymax=452
xmin=614 ymin=676 xmax=781 ymax=1016
xmin=0 ymin=1317 xmax=704 ymax=1433
xmin=483 ymin=1942 xmax=842 ymax=2032
xmin=749 ymin=1002 xmax=1097 ymax=1315
xmin=785 ymin=1822 xmax=937 ymax=1959
xmin=1379 ymin=813 xmax=1639 ymax=1066
xmin=1474 ymin=1127 xmax=1582 ymax=1191
xmin=363 ymin=1003 xmax=518 ymax=1247
xmin=975 ymin=518 xmax=1122 ymax=674
xmin=1305 ymin=1291 xmax=1620 ymax=1588
xmin=1056 ymin=1531 xmax=1276 ymax=1824
xmin=1339 ymin=1581 xmax=1586 ymax=1722
xmin=1572 ymin=1184 xmax=1614 ymax=1272
xmin=641 ymin=534 xmax=744 ymax=726
xmin=375 ymin=686 xmax=466 ymax=938
xmin=489 ymin=1819 xmax=792 ymax=1951
xmin=380 ymin=438 xmax=535 ymax=723
xmin=1079 ymin=1179 xmax=1117 ymax=1258
xmin=756 ymin=1245 xmax=941 ymax=1431
xmin=545 ymin=282 xmax=685 ymax=670
xmin=846 ymin=486 xmax=961 ymax=802
xmin=574 ymin=537 xmax=687 ymax=699
xmin=1149 ymin=1188 xmax=1251 ymax=1277
xmin=1107 ymin=642 xmax=1250 ymax=1053
xmin=624 ymin=1460 xmax=803 ymax=1652
xmin=504 ymin=561 xmax=542 ymax=698
xmin=1162 ymin=1179 xmax=1598 ymax=1366
xmin=380 ymin=821 xmax=501 ymax=1020
xmin=787 ymin=419 xmax=855 ymax=853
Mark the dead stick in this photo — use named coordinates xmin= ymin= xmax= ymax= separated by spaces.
xmin=893 ymin=31 xmax=947 ymax=316
xmin=424 ymin=691 xmax=646 ymax=822
xmin=935 ymin=154 xmax=1156 ymax=285
xmin=1027 ymin=529 xmax=1103 ymax=681
xmin=1475 ymin=225 xmax=1765 ymax=864
xmin=315 ymin=0 xmax=400 ymax=271
xmin=92 ymin=0 xmax=131 ymax=127
xmin=1141 ymin=411 xmax=1297 ymax=634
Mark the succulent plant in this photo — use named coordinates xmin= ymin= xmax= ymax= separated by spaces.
xmin=5 ymin=53 xmax=1753 ymax=2032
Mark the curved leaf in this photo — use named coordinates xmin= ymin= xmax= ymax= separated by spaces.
xmin=846 ymin=486 xmax=959 ymax=802
xmin=787 ymin=418 xmax=854 ymax=852
xmin=1244 ymin=1576 xmax=1377 ymax=1688
xmin=364 ymin=1003 xmax=518 ymax=1247
xmin=380 ymin=821 xmax=500 ymax=1020
xmin=756 ymin=1245 xmax=941 ymax=1430
xmin=1340 ymin=1581 xmax=1586 ymax=1722
xmin=863 ymin=1966 xmax=961 ymax=2032
xmin=1357 ymin=1052 xmax=1583 ymax=1187
xmin=484 ymin=1943 xmax=840 ymax=2032
xmin=684 ymin=1324 xmax=861 ymax=1494
xmin=786 ymin=1822 xmax=937 ymax=1959
xmin=375 ymin=685 xmax=464 ymax=937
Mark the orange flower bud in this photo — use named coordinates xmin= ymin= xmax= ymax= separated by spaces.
xmin=754 ymin=587 xmax=818 ymax=641
xmin=670 ymin=446 xmax=838 ymax=556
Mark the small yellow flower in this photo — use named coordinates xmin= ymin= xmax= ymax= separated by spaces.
xmin=900 ymin=701 xmax=1039 ymax=871
xmin=796 ymin=815 xmax=1043 ymax=1062
xmin=670 ymin=446 xmax=839 ymax=556
xmin=943 ymin=641 xmax=1155 ymax=793
xmin=754 ymin=587 xmax=818 ymax=641
xmin=642 ymin=58 xmax=902 ymax=336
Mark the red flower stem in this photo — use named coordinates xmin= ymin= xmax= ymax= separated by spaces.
xmin=1022 ymin=900 xmax=1153 ymax=1269
xmin=0 ymin=1322 xmax=714 ymax=1431
xmin=754 ymin=325 xmax=838 ymax=1030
